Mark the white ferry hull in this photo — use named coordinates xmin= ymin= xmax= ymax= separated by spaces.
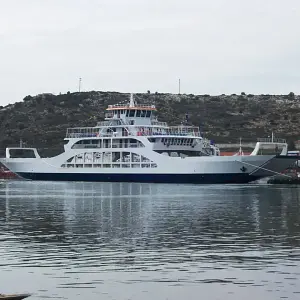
xmin=1 ymin=155 xmax=296 ymax=184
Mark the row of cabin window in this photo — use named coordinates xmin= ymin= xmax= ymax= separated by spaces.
xmin=61 ymin=163 xmax=157 ymax=168
xmin=75 ymin=139 xmax=142 ymax=144
xmin=70 ymin=156 xmax=151 ymax=162
xmin=72 ymin=140 xmax=144 ymax=149
xmin=121 ymin=110 xmax=152 ymax=118
xmin=161 ymin=138 xmax=194 ymax=146
xmin=66 ymin=152 xmax=153 ymax=163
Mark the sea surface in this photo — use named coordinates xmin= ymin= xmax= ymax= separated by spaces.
xmin=1 ymin=180 xmax=300 ymax=300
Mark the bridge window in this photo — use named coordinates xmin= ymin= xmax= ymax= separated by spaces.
xmin=129 ymin=110 xmax=135 ymax=117
xmin=9 ymin=148 xmax=37 ymax=158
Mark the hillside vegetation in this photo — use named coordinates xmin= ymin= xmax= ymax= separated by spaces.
xmin=0 ymin=91 xmax=299 ymax=156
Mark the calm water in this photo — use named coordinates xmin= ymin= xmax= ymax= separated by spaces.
xmin=1 ymin=181 xmax=300 ymax=300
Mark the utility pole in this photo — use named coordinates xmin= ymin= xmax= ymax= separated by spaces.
xmin=178 ymin=78 xmax=181 ymax=94
xmin=79 ymin=77 xmax=82 ymax=92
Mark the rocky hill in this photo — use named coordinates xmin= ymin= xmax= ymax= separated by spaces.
xmin=0 ymin=91 xmax=299 ymax=157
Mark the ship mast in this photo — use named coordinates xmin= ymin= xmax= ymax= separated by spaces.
xmin=129 ymin=93 xmax=135 ymax=107
xmin=238 ymin=137 xmax=244 ymax=156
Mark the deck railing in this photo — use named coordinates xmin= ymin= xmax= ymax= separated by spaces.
xmin=66 ymin=127 xmax=100 ymax=138
xmin=257 ymin=138 xmax=286 ymax=143
xmin=66 ymin=125 xmax=201 ymax=138
xmin=151 ymin=120 xmax=168 ymax=127
xmin=97 ymin=121 xmax=113 ymax=126
xmin=107 ymin=104 xmax=156 ymax=109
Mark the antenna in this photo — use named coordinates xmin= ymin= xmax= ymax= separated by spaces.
xmin=238 ymin=137 xmax=244 ymax=156
xmin=129 ymin=93 xmax=135 ymax=107
xmin=78 ymin=77 xmax=82 ymax=92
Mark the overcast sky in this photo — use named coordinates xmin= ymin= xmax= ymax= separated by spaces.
xmin=1 ymin=0 xmax=300 ymax=105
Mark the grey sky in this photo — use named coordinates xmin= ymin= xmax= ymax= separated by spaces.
xmin=1 ymin=0 xmax=300 ymax=105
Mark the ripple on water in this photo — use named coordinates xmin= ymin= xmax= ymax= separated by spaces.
xmin=1 ymin=181 xmax=300 ymax=299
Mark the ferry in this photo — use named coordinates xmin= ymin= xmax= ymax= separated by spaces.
xmin=0 ymin=94 xmax=298 ymax=184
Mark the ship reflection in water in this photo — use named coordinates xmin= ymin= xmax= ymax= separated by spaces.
xmin=1 ymin=181 xmax=300 ymax=300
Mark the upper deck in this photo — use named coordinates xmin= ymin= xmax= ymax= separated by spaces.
xmin=65 ymin=94 xmax=201 ymax=139
xmin=104 ymin=94 xmax=157 ymax=120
